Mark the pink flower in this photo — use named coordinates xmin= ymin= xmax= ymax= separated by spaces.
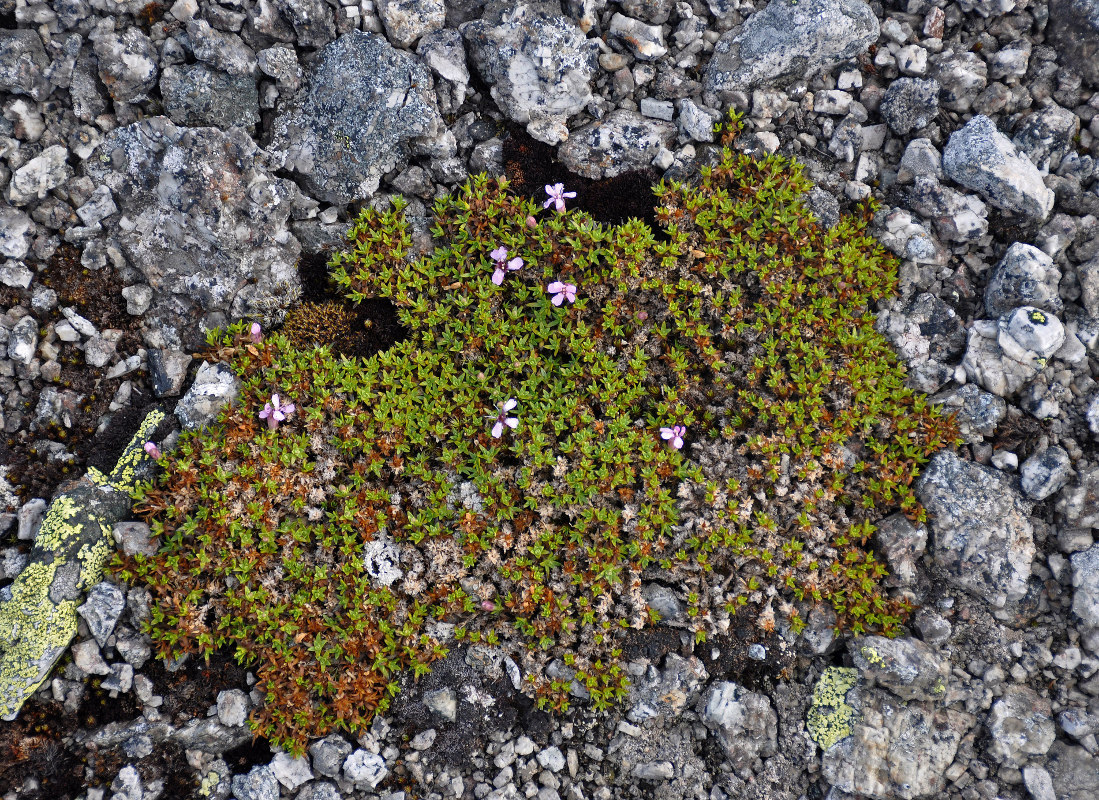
xmin=258 ymin=393 xmax=296 ymax=431
xmin=250 ymin=322 xmax=262 ymax=344
xmin=143 ymin=441 xmax=161 ymax=459
xmin=543 ymin=183 xmax=576 ymax=213
xmin=489 ymin=246 xmax=523 ymax=285
xmin=660 ymin=425 xmax=686 ymax=450
xmin=526 ymin=215 xmax=537 ymax=228
xmin=481 ymin=600 xmax=496 ymax=611
xmin=489 ymin=398 xmax=518 ymax=438
xmin=547 ymin=280 xmax=577 ymax=306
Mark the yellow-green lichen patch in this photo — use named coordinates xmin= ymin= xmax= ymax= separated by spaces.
xmin=107 ymin=409 xmax=166 ymax=493
xmin=807 ymin=667 xmax=859 ymax=752
xmin=860 ymin=645 xmax=886 ymax=668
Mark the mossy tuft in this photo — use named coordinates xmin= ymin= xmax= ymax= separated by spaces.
xmin=114 ymin=115 xmax=959 ymax=754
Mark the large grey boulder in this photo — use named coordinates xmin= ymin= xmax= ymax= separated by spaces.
xmin=461 ymin=2 xmax=601 ymax=145
xmin=268 ymin=31 xmax=442 ymax=204
xmin=916 ymin=450 xmax=1034 ymax=614
xmin=85 ymin=118 xmax=301 ymax=347
xmin=557 ymin=110 xmax=675 ymax=179
xmin=701 ymin=681 xmax=778 ymax=770
xmin=942 ymin=115 xmax=1055 ymax=220
xmin=987 ymin=686 xmax=1056 ymax=767
xmin=702 ymin=0 xmax=878 ymax=103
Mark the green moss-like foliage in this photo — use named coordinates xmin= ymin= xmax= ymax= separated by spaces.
xmin=115 ymin=120 xmax=958 ymax=753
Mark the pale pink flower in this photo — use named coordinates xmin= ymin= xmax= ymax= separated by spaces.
xmin=489 ymin=246 xmax=523 ymax=285
xmin=543 ymin=183 xmax=576 ymax=213
xmin=259 ymin=393 xmax=296 ymax=430
xmin=481 ymin=600 xmax=496 ymax=611
xmin=489 ymin=398 xmax=519 ymax=438
xmin=547 ymin=280 xmax=577 ymax=306
xmin=660 ymin=425 xmax=686 ymax=450
xmin=143 ymin=441 xmax=161 ymax=459
xmin=250 ymin=322 xmax=262 ymax=344
xmin=526 ymin=215 xmax=538 ymax=228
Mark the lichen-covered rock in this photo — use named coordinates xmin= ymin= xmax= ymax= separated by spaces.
xmin=1071 ymin=544 xmax=1099 ymax=654
xmin=159 ymin=64 xmax=260 ymax=129
xmin=1012 ymin=104 xmax=1080 ymax=175
xmin=91 ymin=27 xmax=159 ymax=103
xmin=175 ymin=362 xmax=241 ymax=432
xmin=703 ymin=0 xmax=878 ymax=103
xmin=942 ymin=115 xmax=1055 ymax=220
xmin=461 ymin=2 xmax=599 ymax=145
xmin=1058 ymin=466 xmax=1099 ymax=530
xmin=268 ymin=30 xmax=443 ymax=203
xmin=8 ymin=145 xmax=73 ymax=206
xmin=998 ymin=306 xmax=1066 ymax=366
xmin=377 ymin=0 xmax=447 ymax=48
xmin=916 ymin=450 xmax=1035 ymax=613
xmin=0 ymin=410 xmax=164 ymax=721
xmin=851 ymin=636 xmax=948 ymax=702
xmin=984 ymin=243 xmax=1063 ymax=318
xmin=879 ymin=78 xmax=940 ymax=135
xmin=1019 ymin=446 xmax=1073 ymax=500
xmin=557 ymin=110 xmax=675 ymax=179
xmin=905 ymin=176 xmax=988 ymax=243
xmin=84 ymin=117 xmax=301 ymax=346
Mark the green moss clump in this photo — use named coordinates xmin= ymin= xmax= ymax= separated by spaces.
xmin=114 ymin=117 xmax=959 ymax=753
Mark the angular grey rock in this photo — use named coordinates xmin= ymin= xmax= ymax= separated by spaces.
xmin=987 ymin=686 xmax=1056 ymax=766
xmin=1047 ymin=0 xmax=1099 ymax=85
xmin=462 ymin=3 xmax=599 ymax=145
xmin=897 ymin=138 xmax=943 ymax=183
xmin=113 ymin=521 xmax=158 ymax=558
xmin=111 ymin=765 xmax=142 ymax=800
xmin=984 ymin=243 xmax=1063 ymax=318
xmin=620 ymin=0 xmax=672 ymax=24
xmin=256 ymin=46 xmax=302 ymax=95
xmin=175 ymin=362 xmax=241 ymax=432
xmin=929 ymin=50 xmax=986 ymax=113
xmin=84 ymin=118 xmax=301 ymax=342
xmin=0 ymin=207 xmax=34 ymax=259
xmin=231 ymin=764 xmax=279 ymax=800
xmin=823 ymin=685 xmax=974 ymax=800
xmin=873 ymin=513 xmax=927 ymax=586
xmin=703 ymin=0 xmax=878 ymax=103
xmin=999 ymin=306 xmax=1065 ymax=364
xmin=701 ymin=681 xmax=777 ymax=769
xmin=77 ymin=582 xmax=126 ymax=649
xmin=537 ymin=745 xmax=565 ymax=771
xmin=72 ymin=638 xmax=112 ymax=676
xmin=641 ymin=583 xmax=684 ymax=624
xmin=268 ymin=31 xmax=442 ymax=203
xmin=75 ymin=186 xmax=118 ymax=228
xmin=1019 ymin=446 xmax=1073 ymax=500
xmin=148 ymin=349 xmax=194 ymax=398
xmin=1072 ymin=544 xmax=1099 ymax=653
xmin=1012 ymin=104 xmax=1080 ymax=175
xmin=423 ymin=687 xmax=458 ymax=721
xmin=377 ymin=0 xmax=447 ymax=48
xmin=186 ymin=20 xmax=257 ymax=77
xmin=677 ymin=98 xmax=720 ymax=143
xmin=878 ymin=78 xmax=940 ymax=135
xmin=270 ymin=752 xmax=313 ymax=790
xmin=906 ymin=176 xmax=987 ymax=243
xmin=343 ymin=749 xmax=388 ymax=788
xmin=874 ymin=208 xmax=945 ymax=264
xmin=417 ymin=28 xmax=470 ymax=84
xmin=295 ymin=782 xmax=341 ymax=800
xmin=558 ymin=110 xmax=676 ymax=179
xmin=916 ymin=450 xmax=1034 ymax=612
xmin=216 ymin=689 xmax=250 ymax=727
xmin=633 ymin=761 xmax=674 ymax=780
xmin=160 ymin=64 xmax=260 ymax=129
xmin=942 ymin=115 xmax=1055 ymax=220
xmin=903 ymin=293 xmax=967 ymax=363
xmin=0 ymin=29 xmax=50 ymax=101
xmin=961 ymin=322 xmax=1043 ymax=397
xmin=7 ymin=315 xmax=37 ymax=365
xmin=8 ymin=145 xmax=73 ymax=206
xmin=309 ymin=735 xmax=352 ymax=778
xmin=851 ymin=636 xmax=948 ymax=702
xmin=1057 ymin=466 xmax=1099 ymax=529
xmin=255 ymin=0 xmax=336 ymax=48
xmin=1082 ymin=257 xmax=1099 ymax=317
xmin=92 ymin=28 xmax=159 ymax=103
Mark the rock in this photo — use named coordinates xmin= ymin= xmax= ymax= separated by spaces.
xmin=557 ymin=110 xmax=676 ymax=179
xmin=626 ymin=652 xmax=707 ymax=722
xmin=1019 ymin=446 xmax=1073 ymax=500
xmin=916 ymin=450 xmax=1035 ymax=612
xmin=77 ymin=582 xmax=126 ymax=649
xmin=537 ymin=745 xmax=565 ymax=772
xmin=271 ymin=752 xmax=313 ymax=790
xmin=159 ymin=64 xmax=260 ymax=129
xmin=873 ymin=513 xmax=927 ymax=586
xmin=112 ymin=764 xmax=143 ymax=800
xmin=101 ymin=662 xmax=133 ymax=693
xmin=850 ymin=637 xmax=947 ymax=702
xmin=423 ymin=687 xmax=458 ymax=722
xmin=897 ymin=138 xmax=943 ymax=184
xmin=632 ymin=761 xmax=674 ymax=780
xmin=113 ymin=521 xmax=158 ymax=558
xmin=362 ymin=537 xmax=402 ymax=586
xmin=984 ymin=243 xmax=1063 ymax=318
xmin=85 ymin=118 xmax=301 ymax=343
xmin=999 ymin=307 xmax=1066 ymax=365
xmin=377 ymin=0 xmax=447 ymax=49
xmin=620 ymin=0 xmax=672 ymax=25
xmin=216 ymin=689 xmax=250 ymax=727
xmin=1023 ymin=765 xmax=1057 ymax=800
xmin=961 ymin=322 xmax=1043 ymax=397
xmin=878 ymin=78 xmax=940 ymax=135
xmin=906 ymin=176 xmax=988 ymax=243
xmin=92 ymin=28 xmax=159 ymax=102
xmin=84 ymin=334 xmax=118 ymax=368
xmin=930 ymin=50 xmax=987 ymax=113
xmin=8 ymin=144 xmax=72 ymax=206
xmin=175 ymin=362 xmax=241 ymax=432
xmin=0 ymin=207 xmax=34 ymax=259
xmin=677 ymin=98 xmax=720 ymax=143
xmin=461 ymin=3 xmax=599 ymax=145
xmin=1012 ymin=104 xmax=1080 ymax=175
xmin=148 ymin=349 xmax=193 ymax=398
xmin=807 ymin=187 xmax=841 ymax=230
xmin=821 ymin=684 xmax=974 ymax=800
xmin=1058 ymin=467 xmax=1099 ymax=529
xmin=608 ymin=13 xmax=667 ymax=61
xmin=1045 ymin=741 xmax=1099 ymax=799
xmin=873 ymin=208 xmax=946 ymax=265
xmin=7 ymin=315 xmax=37 ymax=365
xmin=256 ymin=45 xmax=303 ymax=95
xmin=1072 ymin=544 xmax=1099 ymax=653
xmin=0 ymin=29 xmax=51 ymax=101
xmin=942 ymin=115 xmax=1054 ymax=220
xmin=639 ymin=97 xmax=674 ymax=121
xmin=343 ymin=749 xmax=388 ymax=788
xmin=1079 ymin=257 xmax=1099 ymax=318
xmin=231 ymin=764 xmax=279 ymax=800
xmin=701 ymin=681 xmax=777 ymax=769
xmin=268 ymin=31 xmax=442 ymax=203
xmin=295 ymin=782 xmax=341 ymax=800
xmin=186 ymin=19 xmax=257 ymax=77
xmin=309 ymin=735 xmax=352 ymax=778
xmin=641 ymin=583 xmax=684 ymax=624
xmin=1047 ymin=0 xmax=1099 ymax=85
xmin=703 ymin=0 xmax=878 ymax=103
xmin=417 ymin=28 xmax=470 ymax=85
xmin=72 ymin=638 xmax=112 ymax=676
xmin=987 ymin=686 xmax=1055 ymax=766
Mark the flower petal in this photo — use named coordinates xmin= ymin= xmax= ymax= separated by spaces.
xmin=492 ymin=421 xmax=504 ymax=438
xmin=548 ymin=281 xmax=563 ymax=293
xmin=505 ymin=417 xmax=518 ymax=429
xmin=271 ymin=394 xmax=280 ymax=409
xmin=283 ymin=404 xmax=295 ymax=415
xmin=492 ymin=269 xmax=505 ymax=285
xmin=552 ymin=294 xmax=564 ymax=306
xmin=507 ymin=257 xmax=523 ymax=270
xmin=503 ymin=398 xmax=517 ymax=411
